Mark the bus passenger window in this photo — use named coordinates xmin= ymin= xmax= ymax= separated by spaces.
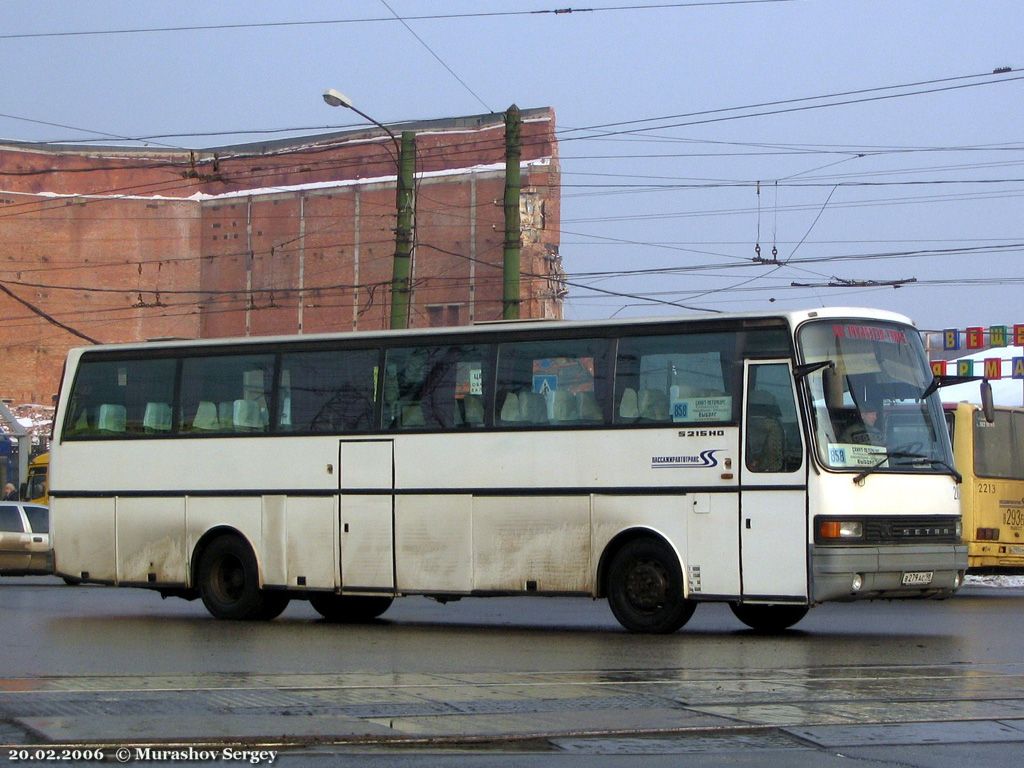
xmin=180 ymin=354 xmax=274 ymax=435
xmin=62 ymin=357 xmax=176 ymax=438
xmin=615 ymin=332 xmax=737 ymax=426
xmin=278 ymin=348 xmax=377 ymax=433
xmin=496 ymin=338 xmax=608 ymax=428
xmin=384 ymin=344 xmax=491 ymax=431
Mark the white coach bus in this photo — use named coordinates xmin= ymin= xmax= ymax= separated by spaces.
xmin=49 ymin=308 xmax=967 ymax=633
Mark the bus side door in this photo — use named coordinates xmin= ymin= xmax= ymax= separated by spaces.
xmin=338 ymin=439 xmax=395 ymax=592
xmin=740 ymin=361 xmax=808 ymax=600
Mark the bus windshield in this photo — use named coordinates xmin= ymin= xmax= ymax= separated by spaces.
xmin=797 ymin=319 xmax=953 ymax=473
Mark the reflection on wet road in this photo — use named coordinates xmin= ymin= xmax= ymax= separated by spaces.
xmin=2 ymin=578 xmax=1024 ymax=764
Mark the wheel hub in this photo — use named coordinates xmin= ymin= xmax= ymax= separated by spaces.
xmin=625 ymin=559 xmax=668 ymax=611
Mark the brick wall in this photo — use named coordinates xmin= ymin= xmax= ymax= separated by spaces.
xmin=0 ymin=109 xmax=562 ymax=404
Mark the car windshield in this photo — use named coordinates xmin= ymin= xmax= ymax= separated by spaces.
xmin=797 ymin=319 xmax=953 ymax=474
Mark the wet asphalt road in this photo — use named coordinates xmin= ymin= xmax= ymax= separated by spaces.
xmin=1 ymin=577 xmax=1023 ymax=767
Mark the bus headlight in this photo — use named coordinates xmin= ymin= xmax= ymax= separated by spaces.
xmin=851 ymin=573 xmax=864 ymax=592
xmin=818 ymin=520 xmax=864 ymax=540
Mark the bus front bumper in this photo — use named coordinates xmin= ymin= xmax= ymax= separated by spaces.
xmin=811 ymin=544 xmax=968 ymax=603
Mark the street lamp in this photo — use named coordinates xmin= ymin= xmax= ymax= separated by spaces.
xmin=323 ymin=89 xmax=414 ymax=329
xmin=322 ymin=89 xmax=400 ymax=159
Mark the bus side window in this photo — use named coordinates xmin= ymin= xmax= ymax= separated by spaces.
xmin=62 ymin=358 xmax=175 ymax=438
xmin=615 ymin=331 xmax=738 ymax=426
xmin=278 ymin=348 xmax=377 ymax=434
xmin=384 ymin=344 xmax=491 ymax=431
xmin=496 ymin=338 xmax=608 ymax=429
xmin=179 ymin=354 xmax=274 ymax=435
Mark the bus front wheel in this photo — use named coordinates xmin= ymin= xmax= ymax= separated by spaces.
xmin=730 ymin=602 xmax=808 ymax=632
xmin=606 ymin=538 xmax=695 ymax=634
xmin=197 ymin=535 xmax=289 ymax=621
xmin=309 ymin=594 xmax=393 ymax=622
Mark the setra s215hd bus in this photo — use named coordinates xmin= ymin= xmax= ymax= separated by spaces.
xmin=49 ymin=307 xmax=967 ymax=633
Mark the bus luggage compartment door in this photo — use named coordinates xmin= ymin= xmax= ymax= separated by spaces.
xmin=338 ymin=440 xmax=395 ymax=591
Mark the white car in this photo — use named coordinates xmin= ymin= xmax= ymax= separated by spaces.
xmin=0 ymin=502 xmax=52 ymax=576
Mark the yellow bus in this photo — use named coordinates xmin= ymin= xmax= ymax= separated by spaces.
xmin=947 ymin=402 xmax=1024 ymax=572
xmin=24 ymin=452 xmax=48 ymax=506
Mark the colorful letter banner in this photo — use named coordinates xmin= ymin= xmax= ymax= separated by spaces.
xmin=941 ymin=324 xmax=1024 ymax=354
xmin=957 ymin=360 xmax=974 ymax=377
xmin=985 ymin=358 xmax=1003 ymax=379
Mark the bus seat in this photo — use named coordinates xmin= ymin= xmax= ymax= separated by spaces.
xmin=97 ymin=404 xmax=126 ymax=433
xmin=499 ymin=392 xmax=520 ymax=423
xmin=639 ymin=389 xmax=669 ymax=421
xmin=192 ymin=401 xmax=220 ymax=431
xmin=520 ymin=392 xmax=548 ymax=424
xmin=552 ymin=389 xmax=578 ymax=423
xmin=233 ymin=399 xmax=263 ymax=431
xmin=618 ymin=388 xmax=639 ymax=421
xmin=143 ymin=402 xmax=172 ymax=432
xmin=577 ymin=391 xmax=602 ymax=422
xmin=401 ymin=403 xmax=426 ymax=428
xmin=462 ymin=394 xmax=484 ymax=426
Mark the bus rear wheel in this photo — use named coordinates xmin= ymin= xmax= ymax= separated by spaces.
xmin=309 ymin=594 xmax=393 ymax=622
xmin=607 ymin=538 xmax=695 ymax=634
xmin=197 ymin=535 xmax=289 ymax=621
xmin=730 ymin=602 xmax=808 ymax=632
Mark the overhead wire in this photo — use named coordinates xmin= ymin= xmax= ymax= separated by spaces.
xmin=2 ymin=64 xmax=1022 ymax=329
xmin=0 ymin=2 xmax=799 ymax=40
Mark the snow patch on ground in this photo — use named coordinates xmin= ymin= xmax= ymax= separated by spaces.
xmin=964 ymin=574 xmax=1024 ymax=588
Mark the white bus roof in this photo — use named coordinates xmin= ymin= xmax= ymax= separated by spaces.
xmin=66 ymin=306 xmax=916 ymax=356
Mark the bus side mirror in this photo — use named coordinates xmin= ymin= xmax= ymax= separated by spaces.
xmin=981 ymin=380 xmax=995 ymax=424
xmin=19 ymin=482 xmax=27 ymax=501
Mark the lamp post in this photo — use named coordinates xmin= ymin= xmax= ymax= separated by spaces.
xmin=323 ymin=89 xmax=415 ymax=329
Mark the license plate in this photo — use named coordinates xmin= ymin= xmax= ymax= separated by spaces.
xmin=902 ymin=571 xmax=934 ymax=586
xmin=1009 ymin=545 xmax=1024 ymax=556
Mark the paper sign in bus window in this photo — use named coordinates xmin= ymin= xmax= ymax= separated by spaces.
xmin=672 ymin=396 xmax=732 ymax=423
xmin=827 ymin=443 xmax=888 ymax=468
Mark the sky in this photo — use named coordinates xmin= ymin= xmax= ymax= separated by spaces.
xmin=1 ymin=0 xmax=1021 ymax=334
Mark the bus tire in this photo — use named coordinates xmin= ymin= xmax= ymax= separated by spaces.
xmin=606 ymin=538 xmax=695 ymax=634
xmin=197 ymin=535 xmax=285 ymax=621
xmin=255 ymin=592 xmax=291 ymax=621
xmin=309 ymin=594 xmax=393 ymax=622
xmin=730 ymin=602 xmax=809 ymax=632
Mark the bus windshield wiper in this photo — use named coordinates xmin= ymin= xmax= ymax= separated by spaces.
xmin=893 ymin=455 xmax=963 ymax=484
xmin=852 ymin=451 xmax=926 ymax=484
xmin=853 ymin=451 xmax=962 ymax=484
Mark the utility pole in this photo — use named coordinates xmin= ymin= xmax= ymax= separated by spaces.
xmin=390 ymin=130 xmax=416 ymax=329
xmin=502 ymin=104 xmax=522 ymax=320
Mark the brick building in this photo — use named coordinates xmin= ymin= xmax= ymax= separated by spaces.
xmin=0 ymin=108 xmax=563 ymax=405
